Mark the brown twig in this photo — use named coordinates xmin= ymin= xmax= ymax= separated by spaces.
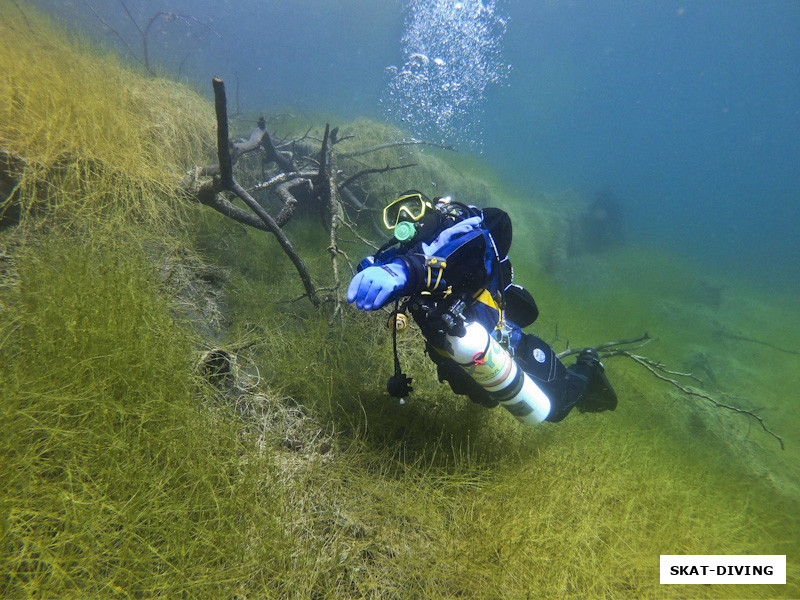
xmin=317 ymin=124 xmax=344 ymax=317
xmin=621 ymin=350 xmax=784 ymax=450
xmin=719 ymin=332 xmax=800 ymax=356
xmin=139 ymin=8 xmax=221 ymax=73
xmin=556 ymin=334 xmax=654 ymax=359
xmin=339 ymin=139 xmax=456 ymax=159
xmin=85 ymin=2 xmax=220 ymax=74
xmin=247 ymin=172 xmax=301 ymax=194
xmin=338 ymin=217 xmax=381 ymax=252
xmin=273 ymin=179 xmax=312 ymax=227
xmin=188 ymin=177 xmax=271 ymax=232
xmin=83 ymin=0 xmax=144 ymax=67
xmin=11 ymin=0 xmax=34 ymax=32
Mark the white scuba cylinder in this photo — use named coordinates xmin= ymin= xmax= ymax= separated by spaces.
xmin=445 ymin=321 xmax=551 ymax=424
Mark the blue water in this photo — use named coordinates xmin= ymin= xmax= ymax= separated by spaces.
xmin=485 ymin=2 xmax=800 ymax=288
xmin=35 ymin=0 xmax=800 ymax=288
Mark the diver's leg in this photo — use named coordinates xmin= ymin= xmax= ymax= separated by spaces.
xmin=565 ymin=349 xmax=618 ymax=414
xmin=513 ymin=337 xmax=616 ymax=421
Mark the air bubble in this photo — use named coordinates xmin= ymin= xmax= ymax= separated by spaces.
xmin=380 ymin=0 xmax=510 ymax=150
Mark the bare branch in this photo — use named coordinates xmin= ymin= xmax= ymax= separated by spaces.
xmin=274 ymin=179 xmax=312 ymax=227
xmin=604 ymin=349 xmax=704 ymax=384
xmin=141 ymin=11 xmax=220 ymax=71
xmin=338 ymin=217 xmax=381 ymax=252
xmin=200 ymin=119 xmax=296 ymax=179
xmin=211 ymin=78 xmax=319 ymax=306
xmin=557 ymin=333 xmax=783 ymax=450
xmin=11 ymin=0 xmax=34 ymax=32
xmin=622 ymin=351 xmax=784 ymax=450
xmin=116 ymin=0 xmax=143 ymax=35
xmin=187 ymin=178 xmax=273 ymax=233
xmin=339 ymin=163 xmax=418 ymax=190
xmin=318 ymin=124 xmax=344 ymax=317
xmin=556 ymin=334 xmax=653 ymax=359
xmin=247 ymin=172 xmax=302 ymax=194
xmin=83 ymin=0 xmax=144 ymax=67
xmin=339 ymin=139 xmax=456 ymax=159
xmin=88 ymin=3 xmax=220 ymax=74
xmin=249 ymin=117 xmax=296 ymax=172
xmin=719 ymin=332 xmax=800 ymax=356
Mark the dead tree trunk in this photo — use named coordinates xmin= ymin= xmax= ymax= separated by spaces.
xmin=317 ymin=124 xmax=347 ymax=316
xmin=210 ymin=78 xmax=320 ymax=306
xmin=182 ymin=78 xmax=417 ymax=310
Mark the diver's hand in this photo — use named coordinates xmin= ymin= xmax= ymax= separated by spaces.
xmin=346 ymin=262 xmax=409 ymax=310
xmin=421 ymin=216 xmax=482 ymax=255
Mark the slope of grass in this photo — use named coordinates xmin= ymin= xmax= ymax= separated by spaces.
xmin=0 ymin=4 xmax=287 ymax=597
xmin=0 ymin=231 xmax=293 ymax=598
xmin=1 ymin=2 xmax=798 ymax=598
xmin=194 ymin=203 xmax=799 ymax=599
xmin=0 ymin=0 xmax=213 ymax=226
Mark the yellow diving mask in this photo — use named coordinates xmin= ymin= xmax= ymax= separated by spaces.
xmin=382 ymin=191 xmax=433 ymax=230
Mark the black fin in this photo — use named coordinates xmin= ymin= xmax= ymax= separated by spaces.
xmin=575 ymin=349 xmax=618 ymax=413
xmin=578 ymin=369 xmax=618 ymax=413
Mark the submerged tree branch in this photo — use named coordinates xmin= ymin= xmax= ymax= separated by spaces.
xmin=339 ymin=139 xmax=456 ymax=159
xmin=559 ymin=334 xmax=784 ymax=450
xmin=85 ymin=2 xmax=220 ymax=74
xmin=318 ymin=124 xmax=344 ymax=317
xmin=621 ymin=350 xmax=784 ymax=450
xmin=719 ymin=332 xmax=800 ymax=356
xmin=211 ymin=78 xmax=319 ymax=306
xmin=11 ymin=0 xmax=34 ymax=32
xmin=83 ymin=0 xmax=144 ymax=67
xmin=339 ymin=163 xmax=417 ymax=190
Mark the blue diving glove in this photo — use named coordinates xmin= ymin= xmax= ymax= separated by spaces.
xmin=421 ymin=216 xmax=482 ymax=255
xmin=346 ymin=261 xmax=409 ymax=311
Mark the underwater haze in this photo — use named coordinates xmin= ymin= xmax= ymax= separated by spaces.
xmin=484 ymin=1 xmax=800 ymax=289
xmin=34 ymin=0 xmax=800 ymax=289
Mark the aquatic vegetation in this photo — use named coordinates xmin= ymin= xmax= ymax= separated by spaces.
xmin=0 ymin=232 xmax=291 ymax=598
xmin=0 ymin=0 xmax=214 ymax=226
xmin=1 ymin=2 xmax=798 ymax=598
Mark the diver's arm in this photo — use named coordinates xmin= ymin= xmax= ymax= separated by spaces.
xmin=395 ymin=227 xmax=491 ymax=295
xmin=349 ymin=218 xmax=492 ymax=307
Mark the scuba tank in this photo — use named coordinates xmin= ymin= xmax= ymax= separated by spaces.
xmin=443 ymin=321 xmax=551 ymax=424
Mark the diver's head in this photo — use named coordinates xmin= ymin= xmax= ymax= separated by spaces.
xmin=383 ymin=191 xmax=438 ymax=243
xmin=383 ymin=191 xmax=474 ymax=244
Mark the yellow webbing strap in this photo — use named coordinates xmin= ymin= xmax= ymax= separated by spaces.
xmin=472 ymin=288 xmax=499 ymax=311
xmin=473 ymin=288 xmax=508 ymax=339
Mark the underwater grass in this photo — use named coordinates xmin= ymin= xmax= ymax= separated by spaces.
xmin=0 ymin=230 xmax=294 ymax=598
xmin=185 ymin=99 xmax=800 ymax=596
xmin=197 ymin=204 xmax=799 ymax=599
xmin=0 ymin=0 xmax=214 ymax=226
xmin=1 ymin=2 xmax=798 ymax=597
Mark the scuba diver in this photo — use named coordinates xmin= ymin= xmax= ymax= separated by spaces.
xmin=346 ymin=191 xmax=617 ymax=425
